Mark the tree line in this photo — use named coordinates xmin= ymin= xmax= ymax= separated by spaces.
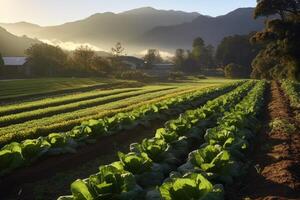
xmin=23 ymin=42 xmax=131 ymax=77
xmin=0 ymin=42 xmax=169 ymax=78
xmin=173 ymin=0 xmax=299 ymax=80
xmin=173 ymin=34 xmax=262 ymax=78
xmin=1 ymin=0 xmax=299 ymax=80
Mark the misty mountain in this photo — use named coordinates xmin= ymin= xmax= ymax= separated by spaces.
xmin=0 ymin=27 xmax=40 ymax=56
xmin=139 ymin=8 xmax=265 ymax=50
xmin=1 ymin=7 xmax=200 ymax=51
xmin=0 ymin=22 xmax=42 ymax=37
xmin=0 ymin=7 xmax=265 ymax=54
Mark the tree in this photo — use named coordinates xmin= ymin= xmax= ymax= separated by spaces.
xmin=216 ymin=33 xmax=262 ymax=77
xmin=254 ymin=0 xmax=299 ymax=21
xmin=110 ymin=42 xmax=126 ymax=71
xmin=251 ymin=0 xmax=300 ymax=80
xmin=25 ymin=43 xmax=68 ymax=76
xmin=144 ymin=49 xmax=163 ymax=68
xmin=173 ymin=49 xmax=186 ymax=71
xmin=193 ymin=37 xmax=205 ymax=48
xmin=91 ymin=56 xmax=112 ymax=75
xmin=183 ymin=50 xmax=198 ymax=73
xmin=204 ymin=45 xmax=215 ymax=67
xmin=191 ymin=37 xmax=215 ymax=71
xmin=192 ymin=37 xmax=205 ymax=69
xmin=224 ymin=63 xmax=247 ymax=78
xmin=72 ymin=45 xmax=96 ymax=74
xmin=111 ymin=42 xmax=125 ymax=57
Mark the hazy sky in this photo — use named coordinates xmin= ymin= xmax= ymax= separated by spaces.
xmin=0 ymin=0 xmax=257 ymax=26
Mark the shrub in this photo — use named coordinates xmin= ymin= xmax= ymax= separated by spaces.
xmin=197 ymin=75 xmax=207 ymax=79
xmin=115 ymin=70 xmax=151 ymax=81
xmin=224 ymin=63 xmax=247 ymax=78
xmin=169 ymin=71 xmax=185 ymax=80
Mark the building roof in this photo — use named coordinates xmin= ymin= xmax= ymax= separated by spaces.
xmin=3 ymin=57 xmax=27 ymax=66
xmin=120 ymin=56 xmax=144 ymax=65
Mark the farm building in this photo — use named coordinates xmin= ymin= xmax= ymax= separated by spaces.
xmin=119 ymin=56 xmax=145 ymax=70
xmin=118 ymin=55 xmax=175 ymax=77
xmin=1 ymin=57 xmax=31 ymax=78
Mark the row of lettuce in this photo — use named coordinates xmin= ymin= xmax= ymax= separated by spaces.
xmin=281 ymin=80 xmax=300 ymax=110
xmin=57 ymin=80 xmax=264 ymax=200
xmin=0 ymin=81 xmax=243 ymax=176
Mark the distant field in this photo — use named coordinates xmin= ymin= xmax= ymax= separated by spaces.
xmin=0 ymin=77 xmax=235 ymax=145
xmin=0 ymin=78 xmax=139 ymax=102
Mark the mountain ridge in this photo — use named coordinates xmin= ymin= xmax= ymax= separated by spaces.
xmin=0 ymin=7 xmax=264 ymax=54
xmin=0 ymin=27 xmax=40 ymax=56
xmin=138 ymin=7 xmax=264 ymax=50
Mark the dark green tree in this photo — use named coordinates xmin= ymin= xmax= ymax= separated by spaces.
xmin=72 ymin=45 xmax=96 ymax=74
xmin=173 ymin=49 xmax=186 ymax=71
xmin=183 ymin=50 xmax=198 ymax=73
xmin=144 ymin=49 xmax=163 ymax=68
xmin=251 ymin=0 xmax=300 ymax=80
xmin=110 ymin=42 xmax=127 ymax=71
xmin=25 ymin=43 xmax=68 ymax=76
xmin=224 ymin=63 xmax=248 ymax=78
xmin=254 ymin=0 xmax=299 ymax=20
xmin=91 ymin=56 xmax=112 ymax=75
xmin=216 ymin=33 xmax=262 ymax=77
xmin=192 ymin=37 xmax=215 ymax=70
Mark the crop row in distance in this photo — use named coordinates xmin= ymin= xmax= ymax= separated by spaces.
xmin=0 ymin=85 xmax=212 ymax=145
xmin=0 ymin=78 xmax=128 ymax=101
xmin=0 ymin=82 xmax=243 ymax=176
xmin=281 ymin=80 xmax=300 ymax=110
xmin=57 ymin=81 xmax=259 ymax=199
xmin=0 ymin=87 xmax=176 ymax=127
xmin=0 ymin=88 xmax=141 ymax=116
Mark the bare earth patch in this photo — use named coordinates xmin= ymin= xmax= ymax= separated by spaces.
xmin=227 ymin=81 xmax=300 ymax=200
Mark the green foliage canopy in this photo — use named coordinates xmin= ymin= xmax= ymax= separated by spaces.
xmin=251 ymin=0 xmax=300 ymax=80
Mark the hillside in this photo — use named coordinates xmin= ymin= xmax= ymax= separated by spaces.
xmin=0 ymin=27 xmax=40 ymax=56
xmin=139 ymin=8 xmax=265 ymax=50
xmin=0 ymin=7 xmax=265 ymax=53
xmin=1 ymin=7 xmax=200 ymax=51
xmin=0 ymin=22 xmax=42 ymax=36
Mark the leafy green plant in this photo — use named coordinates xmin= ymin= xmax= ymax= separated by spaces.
xmin=0 ymin=142 xmax=24 ymax=175
xmin=117 ymin=152 xmax=153 ymax=175
xmin=21 ymin=138 xmax=51 ymax=161
xmin=58 ymin=81 xmax=264 ymax=199
xmin=159 ymin=173 xmax=224 ymax=200
xmin=188 ymin=145 xmax=239 ymax=184
xmin=281 ymin=80 xmax=300 ymax=109
xmin=132 ymin=138 xmax=168 ymax=162
xmin=0 ymin=83 xmax=241 ymax=176
xmin=58 ymin=165 xmax=144 ymax=200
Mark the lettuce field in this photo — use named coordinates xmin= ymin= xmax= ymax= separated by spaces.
xmin=0 ymin=78 xmax=299 ymax=200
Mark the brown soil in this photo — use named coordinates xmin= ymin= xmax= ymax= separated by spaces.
xmin=227 ymin=81 xmax=300 ymax=200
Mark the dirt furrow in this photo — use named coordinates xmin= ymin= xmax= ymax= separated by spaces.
xmin=228 ymin=81 xmax=300 ymax=200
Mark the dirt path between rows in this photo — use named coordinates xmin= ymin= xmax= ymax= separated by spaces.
xmin=228 ymin=81 xmax=300 ymax=200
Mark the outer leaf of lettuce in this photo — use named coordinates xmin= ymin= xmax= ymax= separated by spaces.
xmin=21 ymin=138 xmax=51 ymax=161
xmin=70 ymin=179 xmax=94 ymax=200
xmin=159 ymin=173 xmax=223 ymax=200
xmin=118 ymin=152 xmax=152 ymax=174
xmin=0 ymin=142 xmax=24 ymax=175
